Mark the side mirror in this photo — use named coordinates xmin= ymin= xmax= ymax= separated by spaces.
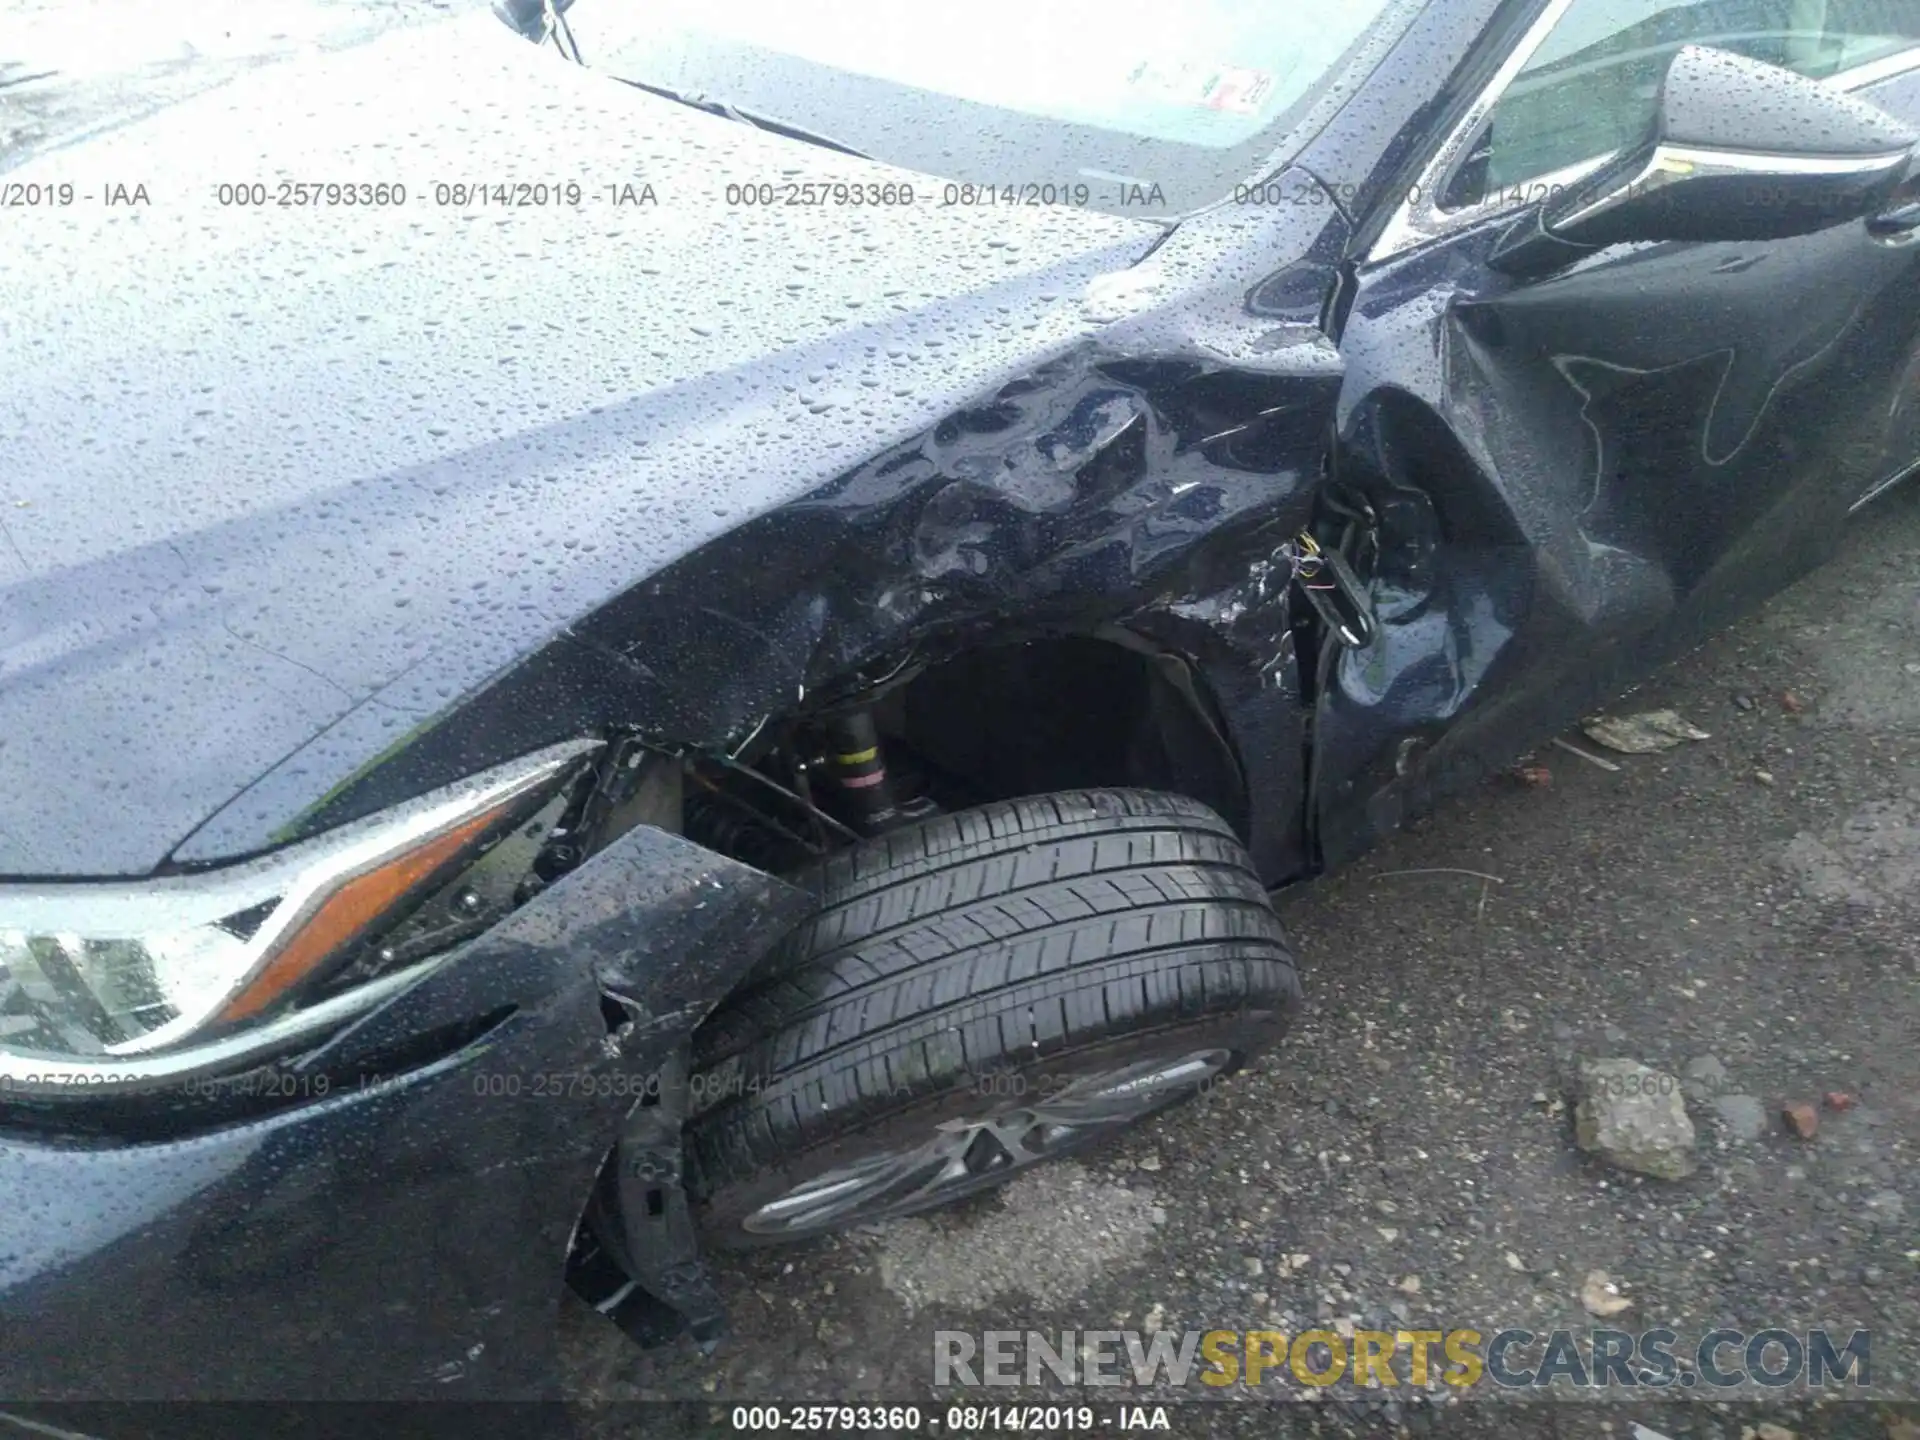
xmin=1490 ymin=45 xmax=1918 ymax=277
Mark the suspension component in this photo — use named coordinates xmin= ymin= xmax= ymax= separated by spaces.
xmin=822 ymin=710 xmax=901 ymax=833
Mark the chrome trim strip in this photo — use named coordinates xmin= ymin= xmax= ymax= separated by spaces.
xmin=1368 ymin=0 xmax=1580 ymax=262
xmin=1851 ymin=455 xmax=1920 ymax=512
xmin=1656 ymin=142 xmax=1915 ymax=176
xmin=1834 ymin=45 xmax=1920 ymax=92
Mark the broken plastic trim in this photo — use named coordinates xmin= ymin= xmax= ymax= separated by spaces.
xmin=1288 ymin=530 xmax=1378 ymax=648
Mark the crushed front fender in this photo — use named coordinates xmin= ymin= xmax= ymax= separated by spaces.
xmin=0 ymin=822 xmax=810 ymax=1402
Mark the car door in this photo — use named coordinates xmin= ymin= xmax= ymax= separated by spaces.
xmin=1304 ymin=0 xmax=1920 ymax=863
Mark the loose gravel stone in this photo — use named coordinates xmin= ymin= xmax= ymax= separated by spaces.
xmin=1575 ymin=1059 xmax=1698 ymax=1179
xmin=1714 ymin=1093 xmax=1769 ymax=1141
xmin=1684 ymin=1054 xmax=1731 ymax=1092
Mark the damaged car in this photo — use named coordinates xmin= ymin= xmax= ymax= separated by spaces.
xmin=3 ymin=0 xmax=1919 ymax=1406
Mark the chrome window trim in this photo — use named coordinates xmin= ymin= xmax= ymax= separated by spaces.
xmin=1852 ymin=454 xmax=1920 ymax=513
xmin=1367 ymin=0 xmax=1579 ymax=261
xmin=1838 ymin=45 xmax=1920 ymax=91
xmin=1368 ymin=19 xmax=1920 ymax=265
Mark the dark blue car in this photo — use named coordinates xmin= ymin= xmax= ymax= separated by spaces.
xmin=2 ymin=0 xmax=1917 ymax=1407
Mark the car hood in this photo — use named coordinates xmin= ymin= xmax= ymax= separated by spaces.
xmin=0 ymin=15 xmax=1164 ymax=876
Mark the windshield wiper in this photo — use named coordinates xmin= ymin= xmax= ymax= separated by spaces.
xmin=621 ymin=79 xmax=871 ymax=161
xmin=492 ymin=1 xmax=870 ymax=161
xmin=496 ymin=0 xmax=583 ymax=61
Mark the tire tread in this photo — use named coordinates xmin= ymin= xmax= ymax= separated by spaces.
xmin=687 ymin=790 xmax=1299 ymax=1202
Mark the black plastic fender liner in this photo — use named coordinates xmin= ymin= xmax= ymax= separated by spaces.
xmin=0 ymin=822 xmax=810 ymax=1405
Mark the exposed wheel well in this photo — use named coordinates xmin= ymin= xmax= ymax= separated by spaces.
xmin=873 ymin=633 xmax=1248 ymax=838
xmin=563 ymin=634 xmax=1253 ymax=1320
xmin=672 ymin=631 xmax=1252 ymax=874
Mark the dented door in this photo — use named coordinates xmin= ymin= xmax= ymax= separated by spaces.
xmin=1310 ymin=10 xmax=1920 ymax=863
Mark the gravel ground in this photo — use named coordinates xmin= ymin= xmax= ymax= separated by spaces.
xmin=561 ymin=488 xmax=1920 ymax=1435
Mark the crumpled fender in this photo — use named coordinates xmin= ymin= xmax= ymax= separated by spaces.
xmin=0 ymin=822 xmax=809 ymax=1403
xmin=227 ymin=184 xmax=1358 ymax=887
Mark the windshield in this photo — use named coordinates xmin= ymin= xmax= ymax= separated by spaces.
xmin=562 ymin=0 xmax=1428 ymax=217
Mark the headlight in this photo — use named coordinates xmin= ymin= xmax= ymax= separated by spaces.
xmin=0 ymin=739 xmax=599 ymax=1094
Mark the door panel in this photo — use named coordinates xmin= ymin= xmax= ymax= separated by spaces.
xmin=1854 ymin=64 xmax=1920 ymax=505
xmin=1311 ymin=35 xmax=1920 ymax=864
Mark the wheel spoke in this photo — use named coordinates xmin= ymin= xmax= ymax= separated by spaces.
xmin=747 ymin=1139 xmax=961 ymax=1232
xmin=741 ymin=1048 xmax=1234 ymax=1235
xmin=1030 ymin=1049 xmax=1231 ymax=1128
xmin=965 ymin=1113 xmax=1039 ymax=1170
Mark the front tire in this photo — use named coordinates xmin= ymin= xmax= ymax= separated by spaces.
xmin=685 ymin=789 xmax=1301 ymax=1246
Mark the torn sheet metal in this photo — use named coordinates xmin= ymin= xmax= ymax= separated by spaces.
xmin=1315 ymin=186 xmax=1920 ymax=864
xmin=179 ymin=182 xmax=1358 ymax=886
xmin=0 ymin=823 xmax=807 ymax=1400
